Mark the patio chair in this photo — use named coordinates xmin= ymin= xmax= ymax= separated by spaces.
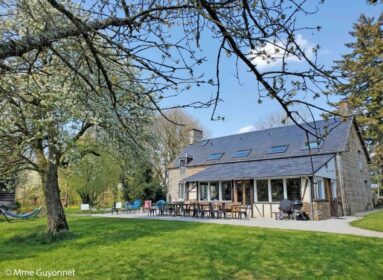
xmin=237 ymin=205 xmax=252 ymax=219
xmin=193 ymin=203 xmax=204 ymax=218
xmin=125 ymin=199 xmax=142 ymax=213
xmin=182 ymin=203 xmax=194 ymax=217
xmin=112 ymin=202 xmax=123 ymax=214
xmin=217 ymin=202 xmax=227 ymax=219
xmin=152 ymin=200 xmax=166 ymax=216
xmin=143 ymin=200 xmax=152 ymax=212
xmin=81 ymin=204 xmax=91 ymax=215
xmin=165 ymin=203 xmax=175 ymax=216
xmin=227 ymin=203 xmax=241 ymax=218
xmin=203 ymin=203 xmax=219 ymax=218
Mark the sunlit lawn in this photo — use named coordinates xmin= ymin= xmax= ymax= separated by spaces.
xmin=351 ymin=209 xmax=383 ymax=232
xmin=0 ymin=216 xmax=382 ymax=279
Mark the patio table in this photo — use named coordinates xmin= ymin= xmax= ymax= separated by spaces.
xmin=167 ymin=202 xmax=184 ymax=216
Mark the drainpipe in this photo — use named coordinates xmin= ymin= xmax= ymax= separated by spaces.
xmin=309 ymin=176 xmax=315 ymax=221
xmin=336 ymin=152 xmax=347 ymax=216
xmin=305 ymin=131 xmax=315 ymax=221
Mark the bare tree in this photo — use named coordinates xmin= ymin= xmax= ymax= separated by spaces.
xmin=0 ymin=1 xmax=341 ymax=129
xmin=152 ymin=109 xmax=207 ymax=188
xmin=251 ymin=107 xmax=313 ymax=131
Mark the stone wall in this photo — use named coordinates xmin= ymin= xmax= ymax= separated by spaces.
xmin=340 ymin=124 xmax=373 ymax=214
xmin=167 ymin=165 xmax=207 ymax=202
xmin=302 ymin=201 xmax=330 ymax=220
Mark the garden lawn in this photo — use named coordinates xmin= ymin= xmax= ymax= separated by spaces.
xmin=351 ymin=210 xmax=383 ymax=232
xmin=0 ymin=216 xmax=383 ymax=280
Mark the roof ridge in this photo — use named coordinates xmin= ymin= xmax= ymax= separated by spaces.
xmin=199 ymin=117 xmax=344 ymax=142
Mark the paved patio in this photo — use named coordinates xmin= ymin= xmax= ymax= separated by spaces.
xmin=90 ymin=210 xmax=383 ymax=238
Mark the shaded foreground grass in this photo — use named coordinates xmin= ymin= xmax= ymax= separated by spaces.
xmin=0 ymin=216 xmax=382 ymax=280
xmin=351 ymin=209 xmax=383 ymax=232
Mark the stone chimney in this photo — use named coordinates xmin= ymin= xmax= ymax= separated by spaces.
xmin=189 ymin=128 xmax=203 ymax=144
xmin=338 ymin=99 xmax=352 ymax=117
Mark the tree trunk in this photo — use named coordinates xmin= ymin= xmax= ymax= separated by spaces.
xmin=41 ymin=162 xmax=69 ymax=233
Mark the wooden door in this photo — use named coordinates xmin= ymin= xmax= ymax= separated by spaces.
xmin=325 ymin=178 xmax=338 ymax=217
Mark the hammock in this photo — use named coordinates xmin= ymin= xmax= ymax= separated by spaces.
xmin=0 ymin=207 xmax=42 ymax=222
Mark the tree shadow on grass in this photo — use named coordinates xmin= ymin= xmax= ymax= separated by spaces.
xmin=0 ymin=216 xmax=205 ymax=263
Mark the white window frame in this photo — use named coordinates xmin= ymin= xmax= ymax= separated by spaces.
xmin=178 ymin=183 xmax=186 ymax=200
xmin=199 ymin=182 xmax=209 ymax=201
xmin=315 ymin=178 xmax=326 ymax=200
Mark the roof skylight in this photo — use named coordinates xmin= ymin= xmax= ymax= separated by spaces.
xmin=304 ymin=140 xmax=323 ymax=150
xmin=268 ymin=145 xmax=288 ymax=154
xmin=233 ymin=149 xmax=252 ymax=158
xmin=208 ymin=153 xmax=224 ymax=160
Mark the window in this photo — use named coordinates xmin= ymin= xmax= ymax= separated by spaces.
xmin=256 ymin=180 xmax=269 ymax=202
xmin=287 ymin=178 xmax=301 ymax=201
xmin=221 ymin=181 xmax=232 ymax=200
xmin=315 ymin=179 xmax=326 ymax=199
xmin=210 ymin=182 xmax=219 ymax=201
xmin=195 ymin=140 xmax=209 ymax=146
xmin=208 ymin=153 xmax=224 ymax=160
xmin=304 ymin=140 xmax=323 ymax=150
xmin=179 ymin=159 xmax=186 ymax=167
xmin=199 ymin=183 xmax=208 ymax=200
xmin=271 ymin=179 xmax=284 ymax=201
xmin=268 ymin=145 xmax=288 ymax=154
xmin=233 ymin=149 xmax=252 ymax=158
xmin=178 ymin=183 xmax=187 ymax=200
xmin=331 ymin=181 xmax=337 ymax=199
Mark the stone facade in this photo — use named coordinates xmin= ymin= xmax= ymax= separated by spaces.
xmin=167 ymin=165 xmax=207 ymax=202
xmin=302 ymin=201 xmax=330 ymax=221
xmin=339 ymin=124 xmax=373 ymax=214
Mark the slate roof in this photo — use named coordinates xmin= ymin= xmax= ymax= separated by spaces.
xmin=181 ymin=154 xmax=334 ymax=182
xmin=170 ymin=118 xmax=353 ymax=169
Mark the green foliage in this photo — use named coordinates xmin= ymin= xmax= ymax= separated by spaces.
xmin=120 ymin=158 xmax=165 ymax=202
xmin=62 ymin=139 xmax=121 ymax=206
xmin=334 ymin=14 xmax=383 ymax=185
xmin=0 ymin=217 xmax=383 ymax=279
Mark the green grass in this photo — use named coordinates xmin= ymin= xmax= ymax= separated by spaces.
xmin=0 ymin=217 xmax=382 ymax=280
xmin=351 ymin=210 xmax=383 ymax=232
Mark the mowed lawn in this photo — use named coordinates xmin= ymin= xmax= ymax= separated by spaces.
xmin=351 ymin=209 xmax=383 ymax=232
xmin=0 ymin=216 xmax=383 ymax=280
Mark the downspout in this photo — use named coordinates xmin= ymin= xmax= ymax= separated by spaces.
xmin=305 ymin=131 xmax=315 ymax=221
xmin=336 ymin=152 xmax=347 ymax=216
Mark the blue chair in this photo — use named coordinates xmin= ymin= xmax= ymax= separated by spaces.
xmin=125 ymin=199 xmax=142 ymax=213
xmin=152 ymin=200 xmax=166 ymax=216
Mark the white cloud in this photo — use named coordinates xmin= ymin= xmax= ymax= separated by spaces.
xmin=238 ymin=125 xmax=257 ymax=133
xmin=248 ymin=34 xmax=315 ymax=69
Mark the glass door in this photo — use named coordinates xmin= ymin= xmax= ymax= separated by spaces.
xmin=236 ymin=180 xmax=252 ymax=205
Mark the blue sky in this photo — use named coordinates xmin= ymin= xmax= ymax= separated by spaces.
xmin=159 ymin=1 xmax=381 ymax=138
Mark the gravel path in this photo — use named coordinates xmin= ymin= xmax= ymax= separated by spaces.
xmin=88 ymin=211 xmax=383 ymax=238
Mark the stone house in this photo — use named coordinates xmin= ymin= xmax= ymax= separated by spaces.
xmin=167 ymin=105 xmax=373 ymax=220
